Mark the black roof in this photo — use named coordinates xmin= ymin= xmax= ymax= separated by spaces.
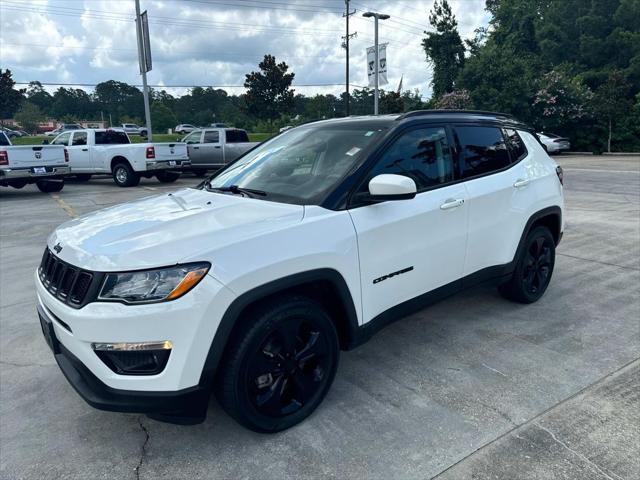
xmin=304 ymin=110 xmax=530 ymax=131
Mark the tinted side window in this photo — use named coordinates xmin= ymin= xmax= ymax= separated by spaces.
xmin=455 ymin=126 xmax=510 ymax=179
xmin=52 ymin=132 xmax=71 ymax=146
xmin=0 ymin=133 xmax=10 ymax=146
xmin=504 ymin=129 xmax=527 ymax=162
xmin=72 ymin=132 xmax=87 ymax=146
xmin=225 ymin=130 xmax=249 ymax=143
xmin=203 ymin=131 xmax=220 ymax=143
xmin=95 ymin=131 xmax=130 ymax=145
xmin=367 ymin=126 xmax=454 ymax=190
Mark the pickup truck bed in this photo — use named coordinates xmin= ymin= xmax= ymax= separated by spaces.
xmin=0 ymin=132 xmax=69 ymax=192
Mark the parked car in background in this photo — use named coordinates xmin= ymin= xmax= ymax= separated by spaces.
xmin=45 ymin=124 xmax=82 ymax=136
xmin=279 ymin=125 xmax=293 ymax=133
xmin=182 ymin=128 xmax=259 ymax=176
xmin=538 ymin=133 xmax=570 ymax=154
xmin=0 ymin=131 xmax=69 ymax=192
xmin=209 ymin=123 xmax=228 ymax=128
xmin=121 ymin=123 xmax=148 ymax=137
xmin=175 ymin=124 xmax=198 ymax=134
xmin=0 ymin=126 xmax=20 ymax=138
xmin=35 ymin=111 xmax=564 ymax=432
xmin=48 ymin=128 xmax=189 ymax=187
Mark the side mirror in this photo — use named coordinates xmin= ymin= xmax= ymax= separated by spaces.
xmin=368 ymin=174 xmax=417 ymax=201
xmin=42 ymin=139 xmax=50 ymax=145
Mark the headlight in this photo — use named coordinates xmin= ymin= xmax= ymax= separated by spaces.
xmin=98 ymin=263 xmax=210 ymax=304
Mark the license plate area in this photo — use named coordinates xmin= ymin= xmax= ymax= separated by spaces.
xmin=39 ymin=311 xmax=60 ymax=354
xmin=33 ymin=167 xmax=47 ymax=175
xmin=168 ymin=160 xmax=176 ymax=167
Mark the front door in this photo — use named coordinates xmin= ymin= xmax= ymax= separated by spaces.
xmin=348 ymin=125 xmax=469 ymax=323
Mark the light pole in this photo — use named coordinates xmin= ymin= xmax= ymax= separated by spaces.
xmin=363 ymin=11 xmax=389 ymax=115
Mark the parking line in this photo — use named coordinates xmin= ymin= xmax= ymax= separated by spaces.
xmin=50 ymin=194 xmax=77 ymax=218
xmin=142 ymin=186 xmax=158 ymax=192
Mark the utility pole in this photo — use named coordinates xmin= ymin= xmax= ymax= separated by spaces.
xmin=135 ymin=0 xmax=153 ymax=140
xmin=363 ymin=11 xmax=390 ymax=115
xmin=342 ymin=0 xmax=357 ymax=116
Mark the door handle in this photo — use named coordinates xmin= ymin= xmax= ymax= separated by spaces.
xmin=440 ymin=198 xmax=465 ymax=210
xmin=513 ymin=178 xmax=530 ymax=188
xmin=82 ymin=148 xmax=88 ymax=151
xmin=214 ymin=146 xmax=221 ymax=149
xmin=193 ymin=146 xmax=199 ymax=150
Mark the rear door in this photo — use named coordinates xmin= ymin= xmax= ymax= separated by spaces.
xmin=67 ymin=131 xmax=92 ymax=171
xmin=453 ymin=125 xmax=525 ymax=276
xmin=197 ymin=130 xmax=224 ymax=167
xmin=223 ymin=129 xmax=251 ymax=164
xmin=348 ymin=124 xmax=469 ymax=322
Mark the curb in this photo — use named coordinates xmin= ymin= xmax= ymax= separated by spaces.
xmin=602 ymin=152 xmax=640 ymax=157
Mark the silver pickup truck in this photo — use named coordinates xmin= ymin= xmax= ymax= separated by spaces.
xmin=0 ymin=132 xmax=70 ymax=192
xmin=181 ymin=128 xmax=259 ymax=176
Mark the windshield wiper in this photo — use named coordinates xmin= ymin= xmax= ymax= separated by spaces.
xmin=206 ymin=184 xmax=267 ymax=197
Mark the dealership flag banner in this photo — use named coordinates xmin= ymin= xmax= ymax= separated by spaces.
xmin=367 ymin=43 xmax=388 ymax=87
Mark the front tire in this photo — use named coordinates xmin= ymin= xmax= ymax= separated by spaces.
xmin=36 ymin=180 xmax=64 ymax=193
xmin=499 ymin=226 xmax=556 ymax=303
xmin=112 ymin=162 xmax=140 ymax=187
xmin=156 ymin=171 xmax=180 ymax=183
xmin=216 ymin=296 xmax=339 ymax=433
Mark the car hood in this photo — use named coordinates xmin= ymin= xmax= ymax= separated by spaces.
xmin=48 ymin=188 xmax=304 ymax=271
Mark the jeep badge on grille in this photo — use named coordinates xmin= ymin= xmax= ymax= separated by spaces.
xmin=53 ymin=243 xmax=63 ymax=254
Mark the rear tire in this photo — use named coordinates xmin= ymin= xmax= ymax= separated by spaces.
xmin=216 ymin=296 xmax=339 ymax=433
xmin=112 ymin=162 xmax=140 ymax=187
xmin=499 ymin=226 xmax=556 ymax=304
xmin=36 ymin=180 xmax=64 ymax=193
xmin=74 ymin=174 xmax=92 ymax=182
xmin=156 ymin=171 xmax=180 ymax=183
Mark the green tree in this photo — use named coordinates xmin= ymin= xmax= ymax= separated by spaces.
xmin=26 ymin=81 xmax=53 ymax=115
xmin=0 ymin=69 xmax=24 ymax=120
xmin=533 ymin=70 xmax=593 ymax=130
xmin=150 ymin=102 xmax=177 ymax=133
xmin=421 ymin=0 xmax=465 ymax=98
xmin=244 ymin=54 xmax=295 ymax=129
xmin=592 ymin=71 xmax=633 ymax=152
xmin=14 ymin=102 xmax=43 ymax=134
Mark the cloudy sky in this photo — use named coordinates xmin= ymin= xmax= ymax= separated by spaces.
xmin=0 ymin=0 xmax=489 ymax=99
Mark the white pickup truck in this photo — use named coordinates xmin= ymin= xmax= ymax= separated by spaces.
xmin=0 ymin=131 xmax=70 ymax=192
xmin=48 ymin=129 xmax=190 ymax=187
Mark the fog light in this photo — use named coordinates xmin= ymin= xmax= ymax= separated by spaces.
xmin=92 ymin=341 xmax=172 ymax=375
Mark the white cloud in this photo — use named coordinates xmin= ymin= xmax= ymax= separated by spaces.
xmin=0 ymin=0 xmax=489 ymax=99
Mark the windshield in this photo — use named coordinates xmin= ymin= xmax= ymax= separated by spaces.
xmin=205 ymin=123 xmax=388 ymax=204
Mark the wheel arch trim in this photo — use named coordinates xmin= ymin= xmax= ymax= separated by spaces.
xmin=197 ymin=268 xmax=359 ymax=389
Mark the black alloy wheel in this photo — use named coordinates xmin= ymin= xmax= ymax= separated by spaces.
xmin=522 ymin=235 xmax=553 ymax=296
xmin=246 ymin=318 xmax=332 ymax=418
xmin=499 ymin=226 xmax=556 ymax=304
xmin=216 ymin=296 xmax=339 ymax=432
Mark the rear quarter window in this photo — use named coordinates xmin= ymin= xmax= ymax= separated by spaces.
xmin=0 ymin=133 xmax=9 ymax=146
xmin=454 ymin=126 xmax=510 ymax=179
xmin=504 ymin=129 xmax=527 ymax=162
xmin=225 ymin=130 xmax=249 ymax=143
xmin=95 ymin=131 xmax=130 ymax=145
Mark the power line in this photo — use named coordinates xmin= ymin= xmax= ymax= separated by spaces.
xmin=13 ymin=81 xmax=367 ymax=89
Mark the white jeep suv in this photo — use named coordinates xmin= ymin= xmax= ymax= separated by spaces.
xmin=36 ymin=111 xmax=564 ymax=432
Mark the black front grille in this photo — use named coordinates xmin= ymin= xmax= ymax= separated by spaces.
xmin=39 ymin=249 xmax=95 ymax=307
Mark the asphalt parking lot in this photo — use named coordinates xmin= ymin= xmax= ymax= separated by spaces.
xmin=1 ymin=155 xmax=639 ymax=480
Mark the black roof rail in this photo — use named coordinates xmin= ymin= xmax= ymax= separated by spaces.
xmin=396 ymin=109 xmax=516 ymax=121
